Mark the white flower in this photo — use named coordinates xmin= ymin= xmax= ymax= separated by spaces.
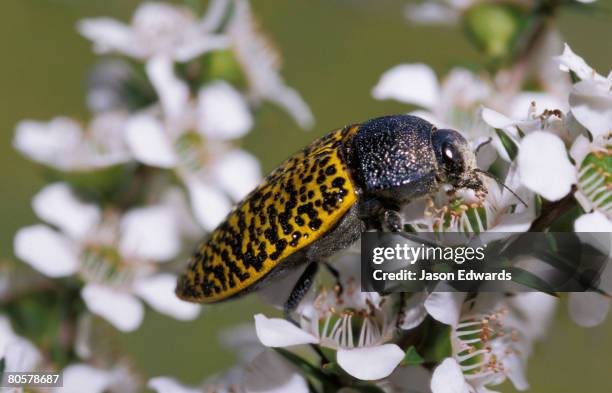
xmin=125 ymin=59 xmax=260 ymax=230
xmin=482 ymin=99 xmax=578 ymax=147
xmin=148 ymin=350 xmax=309 ymax=393
xmin=13 ymin=182 xmax=199 ymax=331
xmin=0 ymin=315 xmax=41 ymax=376
xmin=430 ymin=293 xmax=557 ymax=393
xmin=253 ymin=255 xmax=404 ymax=381
xmin=557 ymin=43 xmax=612 ymax=139
xmin=13 ymin=112 xmax=131 ymax=171
xmin=78 ymin=1 xmax=228 ymax=63
xmin=483 ymin=95 xmax=609 ymax=207
xmin=405 ymin=163 xmax=535 ymax=234
xmin=228 ymin=0 xmax=314 ymax=129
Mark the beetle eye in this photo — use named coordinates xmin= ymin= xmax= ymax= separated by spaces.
xmin=443 ymin=144 xmax=455 ymax=161
xmin=441 ymin=142 xmax=463 ymax=173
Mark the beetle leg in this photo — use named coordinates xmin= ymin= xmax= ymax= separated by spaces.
xmin=324 ymin=262 xmax=343 ymax=297
xmin=284 ymin=262 xmax=319 ymax=324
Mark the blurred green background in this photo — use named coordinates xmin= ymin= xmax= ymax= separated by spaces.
xmin=1 ymin=0 xmax=611 ymax=391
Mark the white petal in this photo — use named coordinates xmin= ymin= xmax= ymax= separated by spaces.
xmin=574 ymin=212 xmax=612 ymax=264
xmin=575 ymin=211 xmax=612 ymax=232
xmin=81 ymin=284 xmax=144 ymax=332
xmin=14 ymin=225 xmax=79 ymax=277
xmin=185 ymin=178 xmax=232 ymax=231
xmin=4 ymin=339 xmax=41 ymax=373
xmin=517 ymin=131 xmax=575 ymax=201
xmin=13 ymin=117 xmax=82 ymax=168
xmin=499 ymin=351 xmax=529 ymax=391
xmin=480 ymin=108 xmax=519 ymax=162
xmin=430 ymin=358 xmax=470 ymax=393
xmin=372 ymin=64 xmax=440 ymax=109
xmin=212 ymin=149 xmax=261 ymax=200
xmin=134 ymin=274 xmax=200 ymax=320
xmin=146 ymin=56 xmax=190 ymax=120
xmin=557 ymin=43 xmax=602 ymax=81
xmin=244 ymin=351 xmax=309 ymax=393
xmin=125 ymin=114 xmax=177 ymax=168
xmin=509 ymin=293 xmax=557 ymax=341
xmin=58 ymin=364 xmax=113 ymax=393
xmin=568 ymin=292 xmax=610 ymax=328
xmin=336 ymin=344 xmax=404 ymax=381
xmin=424 ymin=292 xmax=466 ymax=327
xmin=473 ymin=136 xmax=497 ymax=170
xmin=254 ymin=314 xmax=318 ymax=347
xmin=400 ymin=292 xmax=428 ymax=330
xmin=148 ymin=377 xmax=200 ymax=393
xmin=481 ymin=107 xmax=514 ymax=130
xmin=269 ymin=87 xmax=315 ymax=130
xmin=569 ymin=133 xmax=591 ymax=165
xmin=32 ymin=183 xmax=101 ymax=239
xmin=119 ymin=205 xmax=181 ymax=261
xmin=197 ymin=81 xmax=253 ymax=140
xmin=569 ymin=80 xmax=612 ymax=138
xmin=201 ymin=0 xmax=232 ymax=32
xmin=78 ymin=18 xmax=139 ymax=57
xmin=489 ymin=209 xmax=535 ymax=233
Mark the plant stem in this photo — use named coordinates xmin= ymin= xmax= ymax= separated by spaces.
xmin=528 ymin=190 xmax=577 ymax=231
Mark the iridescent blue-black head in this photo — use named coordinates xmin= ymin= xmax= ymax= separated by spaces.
xmin=431 ymin=128 xmax=484 ymax=191
xmin=348 ymin=114 xmax=485 ymax=206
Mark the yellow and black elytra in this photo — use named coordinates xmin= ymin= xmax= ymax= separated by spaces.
xmin=176 ymin=114 xmax=486 ymax=316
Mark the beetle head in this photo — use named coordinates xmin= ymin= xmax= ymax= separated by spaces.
xmin=350 ymin=115 xmax=487 ymax=208
xmin=431 ymin=128 xmax=485 ymax=194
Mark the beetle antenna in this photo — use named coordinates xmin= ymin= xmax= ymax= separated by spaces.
xmin=474 ymin=168 xmax=528 ymax=207
xmin=475 ymin=137 xmax=493 ymax=155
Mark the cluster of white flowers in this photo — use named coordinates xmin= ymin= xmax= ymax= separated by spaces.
xmin=4 ymin=1 xmax=313 ymax=392
xmin=3 ymin=1 xmax=610 ymax=393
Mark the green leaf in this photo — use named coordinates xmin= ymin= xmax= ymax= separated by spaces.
xmin=420 ymin=323 xmax=452 ymax=362
xmin=0 ymin=357 xmax=5 ymax=374
xmin=402 ymin=346 xmax=424 ymax=366
xmin=508 ymin=267 xmax=558 ymax=296
xmin=495 ymin=129 xmax=519 ymax=161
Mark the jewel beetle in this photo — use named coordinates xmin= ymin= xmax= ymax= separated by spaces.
xmin=176 ymin=114 xmax=486 ymax=316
